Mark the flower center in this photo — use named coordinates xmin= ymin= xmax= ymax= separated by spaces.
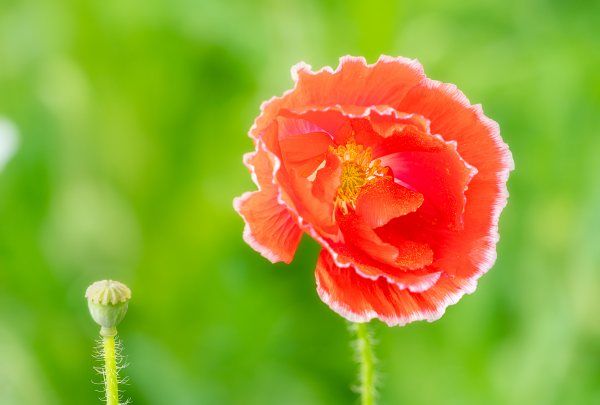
xmin=330 ymin=140 xmax=388 ymax=213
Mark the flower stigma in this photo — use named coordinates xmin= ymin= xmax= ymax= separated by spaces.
xmin=330 ymin=140 xmax=388 ymax=213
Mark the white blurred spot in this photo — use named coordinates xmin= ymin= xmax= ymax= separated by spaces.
xmin=0 ymin=118 xmax=19 ymax=170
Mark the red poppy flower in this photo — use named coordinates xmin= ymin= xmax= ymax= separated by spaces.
xmin=234 ymin=56 xmax=513 ymax=326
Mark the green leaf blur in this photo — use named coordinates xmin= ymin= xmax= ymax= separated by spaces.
xmin=0 ymin=0 xmax=598 ymax=403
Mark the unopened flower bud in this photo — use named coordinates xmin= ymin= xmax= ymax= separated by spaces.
xmin=85 ymin=280 xmax=131 ymax=336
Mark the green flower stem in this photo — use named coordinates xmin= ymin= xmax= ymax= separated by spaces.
xmin=355 ymin=322 xmax=376 ymax=405
xmin=102 ymin=328 xmax=119 ymax=405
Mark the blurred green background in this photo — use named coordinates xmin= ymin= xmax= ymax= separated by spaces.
xmin=0 ymin=0 xmax=599 ymax=403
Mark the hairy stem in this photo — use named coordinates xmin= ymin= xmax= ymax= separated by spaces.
xmin=102 ymin=331 xmax=119 ymax=405
xmin=354 ymin=322 xmax=376 ymax=405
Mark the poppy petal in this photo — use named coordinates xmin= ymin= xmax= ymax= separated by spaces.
xmin=233 ymin=147 xmax=303 ymax=264
xmin=378 ymin=127 xmax=476 ymax=231
xmin=312 ymin=152 xmax=342 ymax=205
xmin=336 ymin=209 xmax=399 ymax=267
xmin=375 ymin=222 xmax=434 ymax=270
xmin=396 ymin=80 xmax=514 ymax=278
xmin=277 ymin=116 xmax=333 ymax=177
xmin=256 ymin=120 xmax=340 ymax=238
xmin=315 ymin=249 xmax=475 ymax=326
xmin=291 ymin=55 xmax=424 ymax=108
xmin=279 ymin=105 xmax=429 ymax=144
xmin=356 ymin=177 xmax=423 ymax=228
xmin=234 ymin=189 xmax=303 ymax=264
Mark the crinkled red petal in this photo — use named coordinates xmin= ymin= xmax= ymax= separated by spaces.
xmin=233 ymin=148 xmax=303 ymax=263
xmin=315 ymin=249 xmax=474 ymax=325
xmin=356 ymin=176 xmax=423 ymax=229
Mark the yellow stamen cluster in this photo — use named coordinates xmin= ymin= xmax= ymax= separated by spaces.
xmin=330 ymin=140 xmax=388 ymax=213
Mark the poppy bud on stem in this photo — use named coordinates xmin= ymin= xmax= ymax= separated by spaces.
xmin=352 ymin=322 xmax=377 ymax=405
xmin=86 ymin=280 xmax=131 ymax=405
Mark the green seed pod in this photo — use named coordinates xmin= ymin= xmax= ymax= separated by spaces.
xmin=85 ymin=280 xmax=131 ymax=337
